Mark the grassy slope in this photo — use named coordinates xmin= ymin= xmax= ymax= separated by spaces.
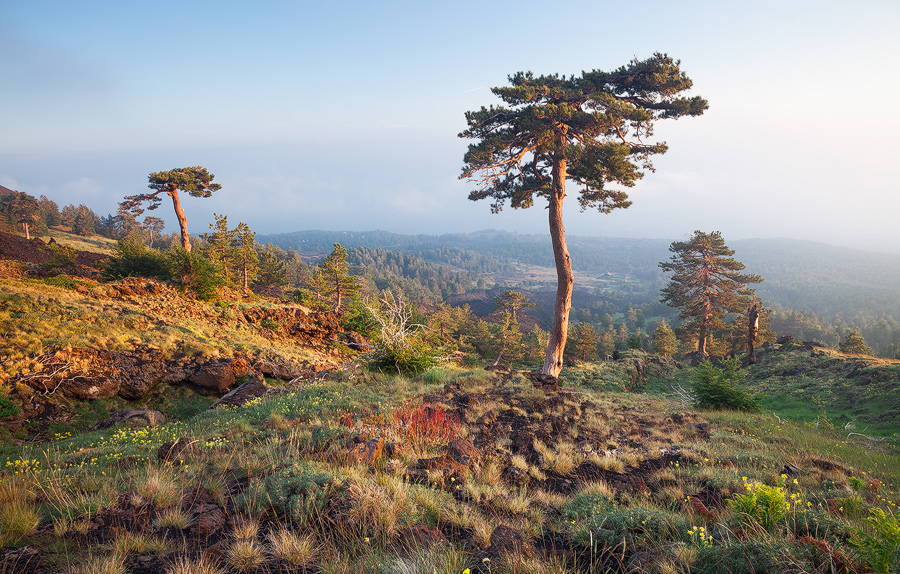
xmin=0 ymin=359 xmax=898 ymax=573
xmin=1 ymin=244 xmax=899 ymax=572
xmin=0 ymin=270 xmax=343 ymax=440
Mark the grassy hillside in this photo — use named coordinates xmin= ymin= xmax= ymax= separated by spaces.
xmin=2 ymin=231 xmax=899 ymax=573
xmin=1 ymin=363 xmax=898 ymax=573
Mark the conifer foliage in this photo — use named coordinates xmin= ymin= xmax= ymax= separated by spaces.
xmin=120 ymin=167 xmax=221 ymax=252
xmin=660 ymin=231 xmax=762 ymax=356
xmin=312 ymin=243 xmax=360 ymax=311
xmin=460 ymin=53 xmax=707 ymax=376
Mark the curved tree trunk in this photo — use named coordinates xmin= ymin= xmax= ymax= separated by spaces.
xmin=542 ymin=153 xmax=573 ymax=378
xmin=169 ymin=188 xmax=191 ymax=252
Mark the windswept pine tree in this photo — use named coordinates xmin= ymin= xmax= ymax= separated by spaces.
xmin=121 ymin=167 xmax=222 ymax=252
xmin=460 ymin=54 xmax=707 ymax=376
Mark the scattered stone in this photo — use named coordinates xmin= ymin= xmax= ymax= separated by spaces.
xmin=526 ymin=370 xmax=558 ymax=388
xmin=209 ymin=376 xmax=269 ymax=409
xmin=348 ymin=437 xmax=386 ymax=465
xmin=488 ymin=525 xmax=534 ymax=557
xmin=394 ymin=525 xmax=449 ymax=556
xmin=191 ymin=503 xmax=227 ymax=538
xmin=92 ymin=409 xmax=166 ymax=430
xmin=157 ymin=438 xmax=199 ymax=464
xmin=627 ymin=551 xmax=654 ymax=573
xmin=63 ymin=374 xmax=121 ymax=400
xmin=116 ymin=351 xmax=168 ymax=400
xmin=445 ymin=438 xmax=480 ymax=466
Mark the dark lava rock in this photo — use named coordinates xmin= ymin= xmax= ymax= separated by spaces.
xmin=191 ymin=503 xmax=227 ymax=538
xmin=488 ymin=525 xmax=534 ymax=557
xmin=190 ymin=357 xmax=250 ymax=393
xmin=0 ymin=546 xmax=41 ymax=574
xmin=209 ymin=376 xmax=269 ymax=409
xmin=92 ymin=408 xmax=166 ymax=430
xmin=348 ymin=437 xmax=386 ymax=465
xmin=395 ymin=525 xmax=449 ymax=556
xmin=116 ymin=351 xmax=168 ymax=400
xmin=157 ymin=437 xmax=199 ymax=464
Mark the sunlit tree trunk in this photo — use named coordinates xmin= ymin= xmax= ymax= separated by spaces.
xmin=168 ymin=187 xmax=191 ymax=252
xmin=542 ymin=152 xmax=573 ymax=377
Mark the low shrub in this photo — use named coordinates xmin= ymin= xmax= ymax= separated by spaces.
xmin=235 ymin=463 xmax=337 ymax=523
xmin=692 ymin=358 xmax=759 ymax=411
xmin=693 ymin=541 xmax=789 ymax=574
xmin=102 ymin=239 xmax=169 ymax=280
xmin=849 ymin=508 xmax=900 ymax=574
xmin=369 ymin=338 xmax=441 ymax=374
xmin=573 ymin=506 xmax=687 ymax=549
xmin=728 ymin=478 xmax=790 ymax=531
xmin=165 ymin=248 xmax=223 ymax=301
xmin=0 ymin=394 xmax=21 ymax=419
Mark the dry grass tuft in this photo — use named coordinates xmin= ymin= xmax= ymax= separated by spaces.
xmin=136 ymin=467 xmax=182 ymax=506
xmin=0 ymin=476 xmax=40 ymax=546
xmin=65 ymin=552 xmax=127 ymax=574
xmin=165 ymin=555 xmax=225 ymax=574
xmin=155 ymin=506 xmax=191 ymax=530
xmin=268 ymin=527 xmax=319 ymax=567
xmin=225 ymin=539 xmax=266 ymax=573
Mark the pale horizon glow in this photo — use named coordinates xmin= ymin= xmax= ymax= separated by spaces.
xmin=2 ymin=1 xmax=898 ymax=253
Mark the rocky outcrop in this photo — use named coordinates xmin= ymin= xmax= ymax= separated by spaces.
xmin=114 ymin=349 xmax=168 ymax=399
xmin=93 ymin=409 xmax=165 ymax=430
xmin=157 ymin=438 xmax=199 ymax=464
xmin=190 ymin=357 xmax=251 ymax=393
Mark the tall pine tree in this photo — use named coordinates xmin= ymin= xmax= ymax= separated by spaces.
xmin=460 ymin=54 xmax=707 ymax=377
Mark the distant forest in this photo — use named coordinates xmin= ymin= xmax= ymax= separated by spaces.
xmin=261 ymin=230 xmax=900 ymax=358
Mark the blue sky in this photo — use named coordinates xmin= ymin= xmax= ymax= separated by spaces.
xmin=2 ymin=0 xmax=899 ymax=252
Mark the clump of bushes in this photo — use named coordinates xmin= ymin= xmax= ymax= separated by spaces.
xmin=102 ymin=239 xmax=168 ymax=280
xmin=102 ymin=240 xmax=223 ymax=300
xmin=691 ymin=358 xmax=759 ymax=411
xmin=369 ymin=338 xmax=441 ymax=374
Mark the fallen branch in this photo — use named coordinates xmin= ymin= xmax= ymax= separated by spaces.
xmin=846 ymin=432 xmax=886 ymax=445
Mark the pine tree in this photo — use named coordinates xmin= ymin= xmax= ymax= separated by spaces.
xmin=460 ymin=54 xmax=707 ymax=377
xmin=652 ymin=319 xmax=678 ymax=357
xmin=839 ymin=330 xmax=871 ymax=355
xmin=121 ymin=166 xmax=221 ymax=252
xmin=494 ymin=290 xmax=535 ymax=324
xmin=254 ymin=251 xmax=288 ymax=297
xmin=659 ymin=231 xmax=763 ymax=356
xmin=200 ymin=214 xmax=237 ymax=279
xmin=72 ymin=205 xmax=96 ymax=237
xmin=233 ymin=222 xmax=258 ymax=289
xmin=570 ymin=323 xmax=598 ymax=362
xmin=312 ymin=243 xmax=359 ymax=311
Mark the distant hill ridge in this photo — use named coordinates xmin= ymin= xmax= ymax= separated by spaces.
xmin=259 ymin=229 xmax=900 ymax=322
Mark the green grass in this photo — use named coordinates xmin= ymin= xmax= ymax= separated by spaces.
xmin=3 ymin=314 xmax=900 ymax=574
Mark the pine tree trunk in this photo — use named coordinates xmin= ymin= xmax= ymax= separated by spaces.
xmin=169 ymin=188 xmax=191 ymax=252
xmin=747 ymin=303 xmax=760 ymax=364
xmin=542 ymin=153 xmax=573 ymax=378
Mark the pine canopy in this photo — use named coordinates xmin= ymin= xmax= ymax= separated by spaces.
xmin=660 ymin=231 xmax=762 ymax=355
